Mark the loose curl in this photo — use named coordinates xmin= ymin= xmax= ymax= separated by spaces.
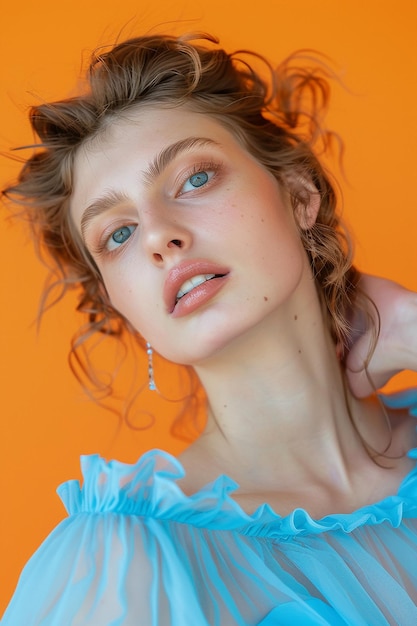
xmin=3 ymin=32 xmax=367 ymax=434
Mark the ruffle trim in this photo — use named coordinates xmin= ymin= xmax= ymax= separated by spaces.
xmin=57 ymin=389 xmax=417 ymax=538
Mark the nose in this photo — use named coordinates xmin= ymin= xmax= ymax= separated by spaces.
xmin=141 ymin=210 xmax=192 ymax=265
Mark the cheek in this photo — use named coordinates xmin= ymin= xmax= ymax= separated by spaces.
xmin=256 ymin=219 xmax=307 ymax=291
xmin=101 ymin=267 xmax=138 ymax=318
xmin=104 ymin=269 xmax=165 ymax=340
xmin=251 ymin=197 xmax=302 ymax=258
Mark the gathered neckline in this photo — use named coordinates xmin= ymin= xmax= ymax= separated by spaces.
xmin=56 ymin=445 xmax=417 ymax=538
xmin=57 ymin=390 xmax=417 ymax=538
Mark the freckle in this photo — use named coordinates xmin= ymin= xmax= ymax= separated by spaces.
xmin=264 ymin=296 xmax=268 ymax=301
xmin=294 ymin=315 xmax=298 ymax=320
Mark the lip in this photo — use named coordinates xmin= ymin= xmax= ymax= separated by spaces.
xmin=164 ymin=259 xmax=230 ymax=316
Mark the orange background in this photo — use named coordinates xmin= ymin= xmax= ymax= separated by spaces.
xmin=1 ymin=0 xmax=416 ymax=613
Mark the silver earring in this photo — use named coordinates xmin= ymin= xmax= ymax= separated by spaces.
xmin=146 ymin=342 xmax=156 ymax=391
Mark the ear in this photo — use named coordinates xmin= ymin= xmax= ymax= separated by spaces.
xmin=294 ymin=178 xmax=321 ymax=230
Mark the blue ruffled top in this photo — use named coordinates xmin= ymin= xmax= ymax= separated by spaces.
xmin=2 ymin=390 xmax=417 ymax=625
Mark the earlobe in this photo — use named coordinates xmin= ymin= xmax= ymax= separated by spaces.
xmin=294 ymin=179 xmax=321 ymax=230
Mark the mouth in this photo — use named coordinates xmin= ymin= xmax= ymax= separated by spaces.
xmin=175 ymin=273 xmax=225 ymax=303
xmin=164 ymin=260 xmax=230 ymax=315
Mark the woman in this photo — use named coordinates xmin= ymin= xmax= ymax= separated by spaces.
xmin=2 ymin=33 xmax=417 ymax=625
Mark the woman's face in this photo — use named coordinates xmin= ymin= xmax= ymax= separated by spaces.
xmin=70 ymin=106 xmax=314 ymax=365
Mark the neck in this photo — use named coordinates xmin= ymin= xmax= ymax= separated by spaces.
xmin=191 ymin=289 xmax=381 ymax=494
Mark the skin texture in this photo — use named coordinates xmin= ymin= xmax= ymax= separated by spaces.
xmin=71 ymin=107 xmax=316 ymax=366
xmin=71 ymin=106 xmax=417 ymax=518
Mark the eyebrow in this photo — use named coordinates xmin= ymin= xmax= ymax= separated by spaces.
xmin=143 ymin=137 xmax=219 ymax=184
xmin=80 ymin=189 xmax=130 ymax=241
xmin=80 ymin=136 xmax=220 ymax=239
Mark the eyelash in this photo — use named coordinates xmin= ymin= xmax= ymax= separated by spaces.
xmin=176 ymin=160 xmax=222 ymax=197
xmin=90 ymin=222 xmax=137 ymax=258
xmin=90 ymin=159 xmax=222 ymax=258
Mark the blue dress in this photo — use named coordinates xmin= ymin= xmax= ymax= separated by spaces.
xmin=2 ymin=390 xmax=417 ymax=625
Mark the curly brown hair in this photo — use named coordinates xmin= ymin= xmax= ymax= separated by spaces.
xmin=3 ymin=32 xmax=364 ymax=433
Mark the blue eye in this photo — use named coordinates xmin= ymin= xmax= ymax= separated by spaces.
xmin=180 ymin=169 xmax=214 ymax=193
xmin=107 ymin=225 xmax=136 ymax=251
xmin=189 ymin=171 xmax=209 ymax=187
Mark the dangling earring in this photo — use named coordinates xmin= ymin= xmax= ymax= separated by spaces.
xmin=146 ymin=342 xmax=157 ymax=391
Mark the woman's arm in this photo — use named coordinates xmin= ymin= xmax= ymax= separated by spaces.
xmin=346 ymin=275 xmax=417 ymax=397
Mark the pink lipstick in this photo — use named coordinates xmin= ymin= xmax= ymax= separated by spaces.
xmin=164 ymin=260 xmax=229 ymax=317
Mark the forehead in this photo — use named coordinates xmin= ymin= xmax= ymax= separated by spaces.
xmin=78 ymin=105 xmax=240 ymax=159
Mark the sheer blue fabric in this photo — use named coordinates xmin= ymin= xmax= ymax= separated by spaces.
xmin=2 ymin=389 xmax=417 ymax=625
